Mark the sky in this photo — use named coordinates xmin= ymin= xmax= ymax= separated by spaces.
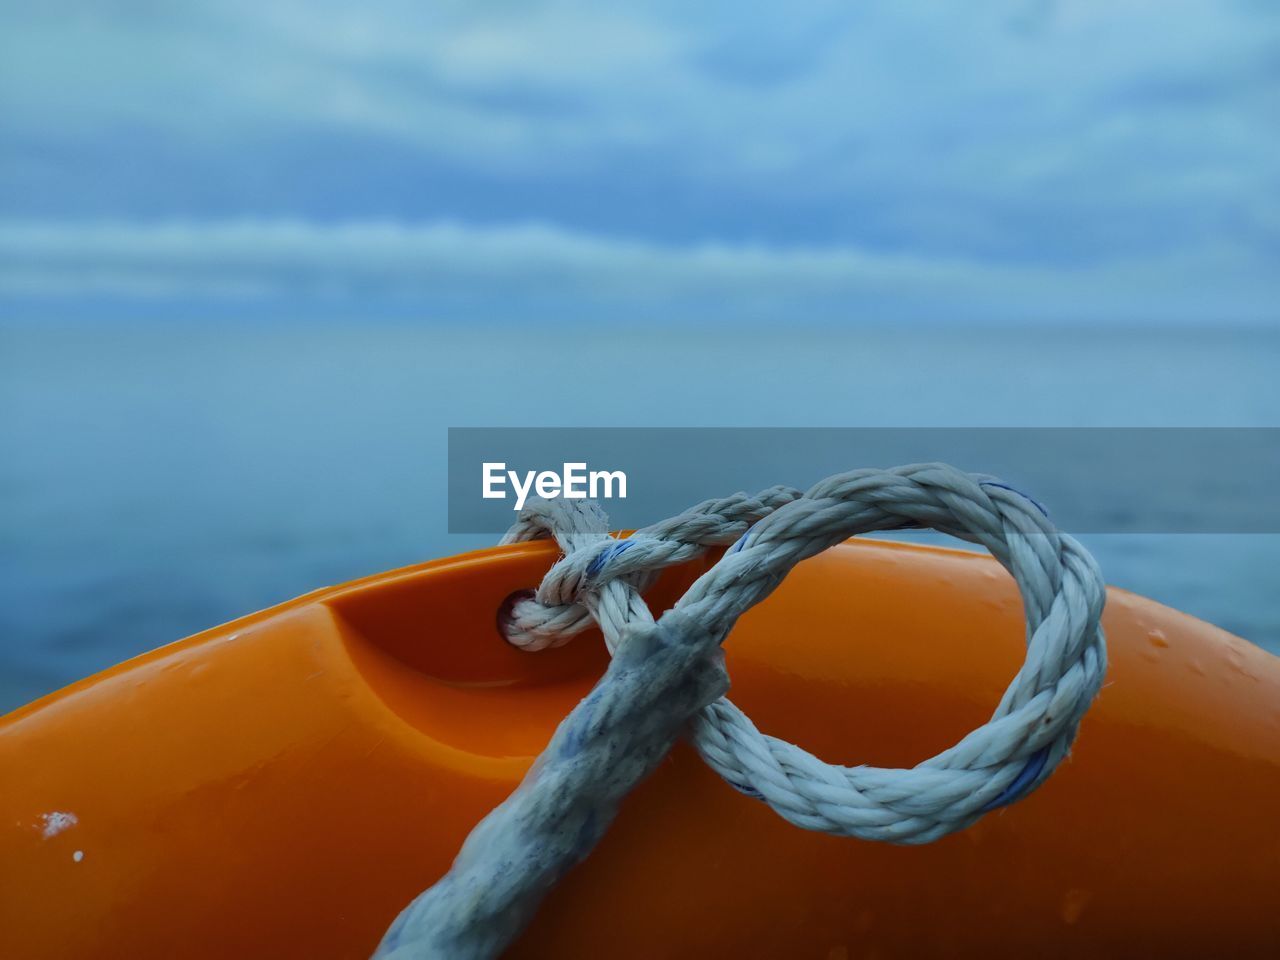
xmin=0 ymin=0 xmax=1277 ymax=325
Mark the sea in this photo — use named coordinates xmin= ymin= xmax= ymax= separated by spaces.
xmin=2 ymin=320 xmax=1277 ymax=712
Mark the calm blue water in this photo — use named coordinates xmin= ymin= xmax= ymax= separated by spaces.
xmin=2 ymin=321 xmax=1278 ymax=712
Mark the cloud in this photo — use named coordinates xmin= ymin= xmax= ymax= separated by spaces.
xmin=1 ymin=218 xmax=1273 ymax=324
xmin=0 ymin=2 xmax=1276 ymax=323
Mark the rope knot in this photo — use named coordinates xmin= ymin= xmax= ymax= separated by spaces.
xmin=498 ymin=463 xmax=1106 ymax=839
xmin=376 ymin=462 xmax=1108 ymax=959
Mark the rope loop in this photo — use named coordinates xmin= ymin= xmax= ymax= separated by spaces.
xmin=374 ymin=463 xmax=1106 ymax=959
xmin=502 ymin=462 xmax=1106 ymax=841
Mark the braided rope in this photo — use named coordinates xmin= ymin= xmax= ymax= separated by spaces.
xmin=374 ymin=463 xmax=1106 ymax=958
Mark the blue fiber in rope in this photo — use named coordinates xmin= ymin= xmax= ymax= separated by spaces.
xmin=726 ymin=780 xmax=765 ymax=800
xmin=559 ymin=688 xmax=603 ymax=759
xmin=979 ymin=480 xmax=1050 ymax=519
xmin=587 ymin=539 xmax=635 ymax=577
xmin=979 ymin=746 xmax=1050 ymax=812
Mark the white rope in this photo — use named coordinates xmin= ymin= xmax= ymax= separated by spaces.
xmin=373 ymin=463 xmax=1107 ymax=958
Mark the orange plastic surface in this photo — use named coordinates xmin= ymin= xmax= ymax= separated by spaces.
xmin=2 ymin=539 xmax=1279 ymax=957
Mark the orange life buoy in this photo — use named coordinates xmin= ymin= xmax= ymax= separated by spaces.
xmin=2 ymin=539 xmax=1278 ymax=957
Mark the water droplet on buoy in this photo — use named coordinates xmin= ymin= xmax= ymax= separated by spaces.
xmin=1060 ymin=888 xmax=1091 ymax=924
xmin=72 ymin=850 xmax=84 ymax=863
